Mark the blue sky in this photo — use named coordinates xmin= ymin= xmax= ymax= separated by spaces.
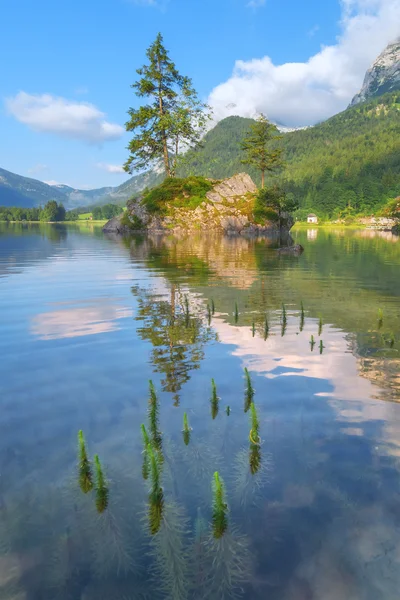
xmin=1 ymin=0 xmax=398 ymax=189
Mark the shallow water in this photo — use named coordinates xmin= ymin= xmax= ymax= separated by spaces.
xmin=0 ymin=222 xmax=399 ymax=600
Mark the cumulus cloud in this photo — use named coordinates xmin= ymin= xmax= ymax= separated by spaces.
xmin=247 ymin=0 xmax=266 ymax=7
xmin=5 ymin=92 xmax=124 ymax=143
xmin=96 ymin=162 xmax=125 ymax=174
xmin=209 ymin=0 xmax=400 ymax=127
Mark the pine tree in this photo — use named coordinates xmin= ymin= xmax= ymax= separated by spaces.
xmin=124 ymin=33 xmax=210 ymax=178
xmin=241 ymin=114 xmax=283 ymax=188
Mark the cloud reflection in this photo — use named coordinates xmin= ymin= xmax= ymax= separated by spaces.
xmin=31 ymin=300 xmax=132 ymax=340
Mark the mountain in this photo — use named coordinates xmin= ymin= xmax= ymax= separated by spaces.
xmin=0 ymin=166 xmax=162 ymax=210
xmin=350 ymin=38 xmax=400 ymax=106
xmin=0 ymin=168 xmax=67 ymax=208
xmin=179 ymin=91 xmax=400 ymax=216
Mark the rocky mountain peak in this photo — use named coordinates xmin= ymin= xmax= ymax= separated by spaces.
xmin=350 ymin=38 xmax=400 ymax=106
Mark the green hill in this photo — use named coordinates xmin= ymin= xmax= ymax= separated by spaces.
xmin=180 ymin=91 xmax=400 ymax=217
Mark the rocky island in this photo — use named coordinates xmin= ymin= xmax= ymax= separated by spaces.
xmin=103 ymin=173 xmax=293 ymax=236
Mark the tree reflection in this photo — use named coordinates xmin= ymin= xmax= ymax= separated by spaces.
xmin=132 ymin=284 xmax=216 ymax=405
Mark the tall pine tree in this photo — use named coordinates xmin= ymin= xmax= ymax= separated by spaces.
xmin=241 ymin=114 xmax=283 ymax=188
xmin=124 ymin=33 xmax=210 ymax=178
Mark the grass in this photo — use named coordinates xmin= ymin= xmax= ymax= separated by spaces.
xmin=141 ymin=176 xmax=214 ymax=215
xmin=78 ymin=212 xmax=92 ymax=220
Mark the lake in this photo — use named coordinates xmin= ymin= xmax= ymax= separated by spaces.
xmin=0 ymin=222 xmax=399 ymax=600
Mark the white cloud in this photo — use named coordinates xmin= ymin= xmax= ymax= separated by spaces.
xmin=28 ymin=163 xmax=48 ymax=175
xmin=5 ymin=92 xmax=124 ymax=143
xmin=246 ymin=0 xmax=266 ymax=7
xmin=209 ymin=0 xmax=400 ymax=127
xmin=43 ymin=180 xmax=62 ymax=186
xmin=96 ymin=162 xmax=125 ymax=174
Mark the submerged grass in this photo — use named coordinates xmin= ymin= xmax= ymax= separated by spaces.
xmin=183 ymin=412 xmax=191 ymax=446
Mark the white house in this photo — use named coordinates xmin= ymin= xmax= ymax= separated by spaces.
xmin=307 ymin=213 xmax=318 ymax=224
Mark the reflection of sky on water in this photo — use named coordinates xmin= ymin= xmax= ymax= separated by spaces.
xmin=31 ymin=300 xmax=133 ymax=340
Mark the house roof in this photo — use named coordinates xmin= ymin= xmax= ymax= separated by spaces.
xmin=307 ymin=213 xmax=317 ymax=217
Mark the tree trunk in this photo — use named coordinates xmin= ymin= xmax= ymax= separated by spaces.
xmin=159 ymin=95 xmax=170 ymax=177
xmin=158 ymin=57 xmax=171 ymax=177
xmin=261 ymin=170 xmax=265 ymax=189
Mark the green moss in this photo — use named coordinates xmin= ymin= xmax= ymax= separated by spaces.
xmin=253 ymin=195 xmax=280 ymax=225
xmin=120 ymin=210 xmax=145 ymax=231
xmin=141 ymin=176 xmax=214 ymax=215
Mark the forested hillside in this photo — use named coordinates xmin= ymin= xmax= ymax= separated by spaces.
xmin=180 ymin=92 xmax=400 ymax=217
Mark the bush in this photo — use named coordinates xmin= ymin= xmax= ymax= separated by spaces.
xmin=141 ymin=176 xmax=214 ymax=214
xmin=120 ymin=211 xmax=145 ymax=231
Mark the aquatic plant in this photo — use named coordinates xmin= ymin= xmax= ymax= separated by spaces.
xmin=282 ymin=303 xmax=287 ymax=323
xmin=148 ymin=380 xmax=163 ymax=455
xmin=189 ymin=506 xmax=209 ymax=598
xmin=251 ymin=321 xmax=256 ymax=337
xmin=264 ymin=315 xmax=269 ymax=340
xmin=232 ymin=447 xmax=272 ymax=509
xmin=211 ymin=378 xmax=219 ymax=419
xmin=234 ymin=302 xmax=239 ymax=324
xmin=203 ymin=528 xmax=252 ymax=599
xmin=182 ymin=412 xmax=191 ymax=445
xmin=78 ymin=430 xmax=93 ymax=494
xmin=212 ymin=472 xmax=228 ymax=539
xmin=318 ymin=315 xmax=323 ymax=336
xmin=141 ymin=424 xmax=150 ymax=480
xmin=207 ymin=303 xmax=212 ymax=325
xmin=94 ymin=454 xmax=109 ymax=514
xmin=244 ymin=368 xmax=254 ymax=413
xmin=148 ymin=502 xmax=189 ymax=600
xmin=226 ymin=406 xmax=231 ymax=416
xmin=300 ymin=300 xmax=305 ymax=332
xmin=378 ymin=308 xmax=383 ymax=328
xmin=310 ymin=335 xmax=316 ymax=351
xmin=211 ymin=298 xmax=215 ymax=315
xmin=147 ymin=443 xmax=164 ymax=535
xmin=319 ymin=339 xmax=325 ymax=355
xmin=249 ymin=402 xmax=262 ymax=475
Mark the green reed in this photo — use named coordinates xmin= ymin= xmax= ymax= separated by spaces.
xmin=310 ymin=335 xmax=316 ymax=351
xmin=319 ymin=340 xmax=325 ymax=355
xmin=249 ymin=402 xmax=261 ymax=475
xmin=78 ymin=430 xmax=93 ymax=494
xmin=148 ymin=443 xmax=164 ymax=535
xmin=141 ymin=424 xmax=150 ymax=480
xmin=211 ymin=378 xmax=219 ymax=419
xmin=252 ymin=321 xmax=256 ymax=337
xmin=318 ymin=316 xmax=323 ymax=336
xmin=183 ymin=412 xmax=191 ymax=446
xmin=94 ymin=454 xmax=109 ymax=514
xmin=300 ymin=301 xmax=305 ymax=332
xmin=378 ymin=308 xmax=383 ymax=329
xmin=234 ymin=302 xmax=239 ymax=324
xmin=244 ymin=368 xmax=254 ymax=413
xmin=225 ymin=406 xmax=231 ymax=416
xmin=148 ymin=380 xmax=163 ymax=455
xmin=264 ymin=315 xmax=269 ymax=340
xmin=212 ymin=472 xmax=228 ymax=539
xmin=207 ymin=304 xmax=212 ymax=325
xmin=282 ymin=303 xmax=287 ymax=323
xmin=211 ymin=298 xmax=215 ymax=315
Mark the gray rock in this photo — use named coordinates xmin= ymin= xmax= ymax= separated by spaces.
xmin=276 ymin=244 xmax=304 ymax=256
xmin=350 ymin=38 xmax=400 ymax=106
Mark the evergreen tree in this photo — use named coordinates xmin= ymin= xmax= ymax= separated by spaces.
xmin=124 ymin=33 xmax=209 ymax=178
xmin=241 ymin=114 xmax=283 ymax=188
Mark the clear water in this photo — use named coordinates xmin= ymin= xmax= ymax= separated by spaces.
xmin=0 ymin=222 xmax=399 ymax=600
